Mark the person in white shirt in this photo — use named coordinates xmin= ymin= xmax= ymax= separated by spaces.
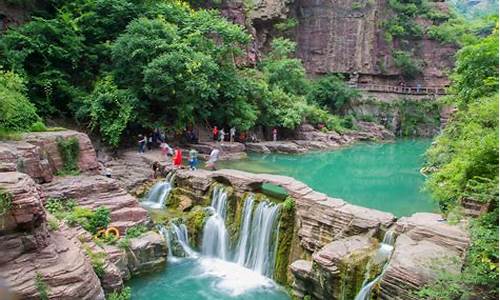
xmin=206 ymin=148 xmax=220 ymax=170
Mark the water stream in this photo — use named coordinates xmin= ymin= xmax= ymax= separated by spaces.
xmin=354 ymin=231 xmax=396 ymax=300
xmin=141 ymin=172 xmax=175 ymax=209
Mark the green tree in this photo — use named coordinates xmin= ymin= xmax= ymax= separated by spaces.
xmin=0 ymin=70 xmax=41 ymax=132
xmin=85 ymin=76 xmax=136 ymax=148
xmin=307 ymin=74 xmax=360 ymax=113
xmin=420 ymin=25 xmax=499 ymax=300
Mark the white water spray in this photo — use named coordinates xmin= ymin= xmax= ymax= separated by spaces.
xmin=354 ymin=231 xmax=396 ymax=300
xmin=201 ymin=187 xmax=230 ymax=260
xmin=239 ymin=200 xmax=282 ymax=277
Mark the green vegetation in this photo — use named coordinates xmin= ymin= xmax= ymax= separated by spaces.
xmin=117 ymin=224 xmax=149 ymax=249
xmin=274 ymin=196 xmax=295 ymax=284
xmin=0 ymin=189 xmax=13 ymax=217
xmin=307 ymin=74 xmax=360 ymax=113
xmin=47 ymin=217 xmax=60 ymax=231
xmin=35 ymin=272 xmax=49 ymax=300
xmin=56 ymin=137 xmax=80 ymax=176
xmin=274 ymin=18 xmax=298 ymax=32
xmin=0 ymin=70 xmax=42 ymax=137
xmin=0 ymin=0 xmax=360 ymax=147
xmin=84 ymin=245 xmax=107 ymax=278
xmin=392 ymin=50 xmax=423 ymax=79
xmin=419 ymin=24 xmax=498 ymax=299
xmin=45 ymin=198 xmax=110 ymax=234
xmin=107 ymin=287 xmax=132 ymax=300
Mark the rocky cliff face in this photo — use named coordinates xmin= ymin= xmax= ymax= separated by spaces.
xmin=0 ymin=132 xmax=167 ymax=298
xmin=217 ymin=0 xmax=455 ymax=87
xmin=0 ymin=172 xmax=105 ymax=300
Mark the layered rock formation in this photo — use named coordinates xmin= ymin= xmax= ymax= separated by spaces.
xmin=0 ymin=131 xmax=167 ymax=298
xmin=0 ymin=131 xmax=99 ymax=183
xmin=42 ymin=175 xmax=148 ymax=234
xmin=377 ymin=213 xmax=469 ymax=299
xmin=0 ymin=172 xmax=105 ymax=300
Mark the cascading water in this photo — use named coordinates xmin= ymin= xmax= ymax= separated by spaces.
xmin=159 ymin=222 xmax=197 ymax=258
xmin=201 ymin=186 xmax=230 ymax=260
xmin=235 ymin=195 xmax=255 ymax=265
xmin=235 ymin=198 xmax=282 ymax=277
xmin=354 ymin=231 xmax=396 ymax=300
xmin=142 ymin=172 xmax=175 ymax=209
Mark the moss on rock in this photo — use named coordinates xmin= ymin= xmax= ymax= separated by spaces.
xmin=183 ymin=206 xmax=209 ymax=248
xmin=274 ymin=196 xmax=296 ymax=284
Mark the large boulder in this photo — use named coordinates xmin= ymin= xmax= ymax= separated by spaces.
xmin=127 ymin=231 xmax=168 ymax=275
xmin=377 ymin=234 xmax=464 ymax=300
xmin=375 ymin=214 xmax=469 ymax=299
xmin=290 ymin=235 xmax=379 ymax=300
xmin=0 ymin=131 xmax=99 ymax=183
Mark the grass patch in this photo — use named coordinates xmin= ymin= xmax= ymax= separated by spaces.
xmin=35 ymin=272 xmax=49 ymax=300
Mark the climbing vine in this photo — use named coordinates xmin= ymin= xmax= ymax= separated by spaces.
xmin=56 ymin=137 xmax=80 ymax=175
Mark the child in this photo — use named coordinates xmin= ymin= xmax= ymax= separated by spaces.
xmin=188 ymin=148 xmax=198 ymax=170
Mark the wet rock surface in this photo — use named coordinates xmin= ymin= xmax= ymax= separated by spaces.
xmin=127 ymin=231 xmax=168 ymax=276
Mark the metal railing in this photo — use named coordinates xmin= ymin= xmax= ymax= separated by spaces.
xmin=355 ymin=83 xmax=447 ymax=95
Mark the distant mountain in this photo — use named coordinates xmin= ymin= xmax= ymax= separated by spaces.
xmin=448 ymin=0 xmax=499 ymax=19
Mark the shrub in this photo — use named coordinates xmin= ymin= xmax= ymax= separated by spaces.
xmin=35 ymin=272 xmax=49 ymax=300
xmin=84 ymin=246 xmax=106 ymax=278
xmin=341 ymin=115 xmax=357 ymax=129
xmin=0 ymin=189 xmax=13 ymax=216
xmin=56 ymin=137 xmax=80 ymax=175
xmin=274 ymin=18 xmax=298 ymax=32
xmin=0 ymin=70 xmax=41 ymax=132
xmin=358 ymin=114 xmax=375 ymax=122
xmin=125 ymin=224 xmax=148 ymax=238
xmin=29 ymin=121 xmax=48 ymax=132
xmin=107 ymin=287 xmax=132 ymax=300
xmin=393 ymin=50 xmax=423 ymax=79
xmin=307 ymin=74 xmax=360 ymax=113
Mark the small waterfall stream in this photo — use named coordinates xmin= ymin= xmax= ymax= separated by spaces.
xmin=142 ymin=172 xmax=175 ymax=209
xmin=202 ymin=186 xmax=230 ymax=260
xmin=159 ymin=222 xmax=197 ymax=258
xmin=200 ymin=187 xmax=282 ymax=277
xmin=237 ymin=198 xmax=282 ymax=277
xmin=354 ymin=231 xmax=396 ymax=300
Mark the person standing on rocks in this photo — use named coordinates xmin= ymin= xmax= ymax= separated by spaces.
xmin=207 ymin=148 xmax=220 ymax=170
xmin=219 ymin=128 xmax=225 ymax=142
xmin=173 ymin=148 xmax=183 ymax=168
xmin=272 ymin=128 xmax=278 ymax=142
xmin=188 ymin=148 xmax=198 ymax=170
xmin=230 ymin=127 xmax=236 ymax=143
xmin=212 ymin=126 xmax=218 ymax=141
xmin=138 ymin=134 xmax=146 ymax=154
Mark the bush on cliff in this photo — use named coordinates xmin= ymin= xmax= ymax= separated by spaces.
xmin=0 ymin=70 xmax=41 ymax=132
xmin=420 ymin=24 xmax=498 ymax=300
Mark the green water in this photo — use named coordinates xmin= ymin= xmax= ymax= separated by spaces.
xmin=218 ymin=139 xmax=437 ymax=217
xmin=129 ymin=258 xmax=290 ymax=300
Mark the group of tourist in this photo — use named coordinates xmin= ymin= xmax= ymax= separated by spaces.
xmin=212 ymin=126 xmax=237 ymax=143
xmin=138 ymin=125 xmax=280 ymax=172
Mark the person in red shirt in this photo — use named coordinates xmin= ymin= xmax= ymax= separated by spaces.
xmin=212 ymin=126 xmax=218 ymax=141
xmin=173 ymin=148 xmax=183 ymax=168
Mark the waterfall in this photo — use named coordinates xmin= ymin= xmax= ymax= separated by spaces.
xmin=142 ymin=172 xmax=174 ymax=209
xmin=159 ymin=222 xmax=197 ymax=258
xmin=242 ymin=201 xmax=281 ymax=276
xmin=201 ymin=187 xmax=230 ymax=260
xmin=354 ymin=231 xmax=396 ymax=300
xmin=234 ymin=195 xmax=255 ymax=265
